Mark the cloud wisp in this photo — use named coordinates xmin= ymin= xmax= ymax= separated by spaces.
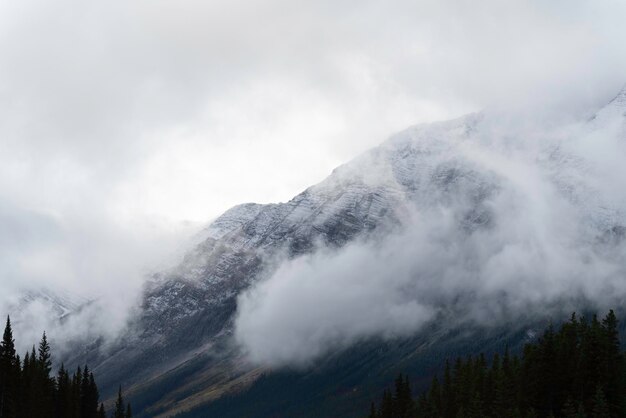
xmin=2 ymin=0 xmax=626 ymax=355
xmin=234 ymin=105 xmax=626 ymax=367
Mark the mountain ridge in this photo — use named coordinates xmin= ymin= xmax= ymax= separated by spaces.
xmin=63 ymin=88 xmax=626 ymax=416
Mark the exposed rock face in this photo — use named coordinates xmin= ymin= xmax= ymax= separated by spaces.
xmin=85 ymin=113 xmax=500 ymax=392
xmin=82 ymin=88 xmax=626 ymax=413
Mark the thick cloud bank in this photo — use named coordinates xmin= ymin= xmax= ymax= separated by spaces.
xmin=235 ymin=103 xmax=626 ymax=367
xmin=3 ymin=0 xmax=626 ymax=358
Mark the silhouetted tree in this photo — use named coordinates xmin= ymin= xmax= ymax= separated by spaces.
xmin=113 ymin=386 xmax=125 ymax=418
xmin=0 ymin=316 xmax=19 ymax=418
xmin=0 ymin=314 xmax=116 ymax=418
xmin=367 ymin=310 xmax=626 ymax=418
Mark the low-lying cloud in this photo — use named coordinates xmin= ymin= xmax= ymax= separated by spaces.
xmin=235 ymin=105 xmax=626 ymax=367
xmin=3 ymin=0 xmax=626 ymax=360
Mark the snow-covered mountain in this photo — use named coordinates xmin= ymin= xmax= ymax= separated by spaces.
xmin=76 ymin=87 xmax=626 ymax=416
xmin=0 ymin=288 xmax=90 ymax=353
xmin=14 ymin=289 xmax=87 ymax=321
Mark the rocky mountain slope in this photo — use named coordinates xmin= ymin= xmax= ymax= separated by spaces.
xmin=74 ymin=87 xmax=626 ymax=417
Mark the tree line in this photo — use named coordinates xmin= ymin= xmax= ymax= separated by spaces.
xmin=368 ymin=310 xmax=626 ymax=418
xmin=0 ymin=316 xmax=132 ymax=418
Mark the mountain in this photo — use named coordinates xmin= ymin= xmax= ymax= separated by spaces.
xmin=73 ymin=87 xmax=626 ymax=417
xmin=11 ymin=289 xmax=87 ymax=321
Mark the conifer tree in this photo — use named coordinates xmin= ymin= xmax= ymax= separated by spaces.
xmin=562 ymin=397 xmax=577 ymax=418
xmin=524 ymin=408 xmax=538 ymax=418
xmin=98 ymin=402 xmax=106 ymax=418
xmin=455 ymin=406 xmax=466 ymax=418
xmin=466 ymin=391 xmax=483 ymax=418
xmin=368 ymin=401 xmax=377 ymax=418
xmin=38 ymin=332 xmax=52 ymax=376
xmin=56 ymin=363 xmax=71 ymax=418
xmin=442 ymin=360 xmax=456 ymax=418
xmin=602 ymin=309 xmax=623 ymax=415
xmin=33 ymin=332 xmax=55 ymax=417
xmin=0 ymin=316 xmax=19 ymax=418
xmin=367 ymin=311 xmax=626 ymax=418
xmin=0 ymin=316 xmax=116 ymax=418
xmin=380 ymin=389 xmax=393 ymax=418
xmin=428 ymin=375 xmax=442 ymax=417
xmin=21 ymin=349 xmax=33 ymax=417
xmin=72 ymin=366 xmax=82 ymax=418
xmin=393 ymin=374 xmax=413 ymax=418
xmin=113 ymin=386 xmax=126 ymax=418
xmin=592 ymin=386 xmax=610 ymax=418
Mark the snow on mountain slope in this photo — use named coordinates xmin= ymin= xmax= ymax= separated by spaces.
xmin=1 ymin=288 xmax=90 ymax=353
xmin=15 ymin=289 xmax=88 ymax=320
xmin=606 ymin=85 xmax=626 ymax=110
xmin=82 ymin=88 xmax=626 ymax=409
xmin=138 ymin=113 xmax=493 ymax=341
xmin=83 ymin=113 xmax=491 ymax=395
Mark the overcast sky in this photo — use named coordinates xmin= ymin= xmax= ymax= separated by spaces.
xmin=2 ymin=0 xmax=626 ymax=304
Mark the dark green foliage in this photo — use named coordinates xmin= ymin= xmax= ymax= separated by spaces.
xmin=380 ymin=389 xmax=394 ymax=418
xmin=369 ymin=311 xmax=626 ymax=418
xmin=0 ymin=315 xmax=126 ymax=418
xmin=98 ymin=403 xmax=106 ymax=418
xmin=369 ymin=401 xmax=378 ymax=418
xmin=80 ymin=366 xmax=100 ymax=418
xmin=1 ymin=316 xmax=19 ymax=418
xmin=395 ymin=374 xmax=415 ymax=417
xmin=113 ymin=386 xmax=132 ymax=418
xmin=591 ymin=387 xmax=610 ymax=418
xmin=114 ymin=386 xmax=125 ymax=418
xmin=373 ymin=375 xmax=416 ymax=418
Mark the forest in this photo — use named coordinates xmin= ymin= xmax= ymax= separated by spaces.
xmin=0 ymin=316 xmax=131 ymax=418
xmin=368 ymin=311 xmax=625 ymax=418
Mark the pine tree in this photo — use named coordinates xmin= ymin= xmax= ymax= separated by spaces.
xmin=72 ymin=366 xmax=83 ymax=418
xmin=21 ymin=349 xmax=33 ymax=418
xmin=429 ymin=375 xmax=442 ymax=417
xmin=475 ymin=354 xmax=488 ymax=407
xmin=56 ymin=363 xmax=71 ymax=418
xmin=38 ymin=332 xmax=52 ymax=375
xmin=114 ymin=386 xmax=126 ymax=418
xmin=98 ymin=402 xmax=106 ymax=418
xmin=368 ymin=311 xmax=626 ymax=418
xmin=0 ymin=316 xmax=19 ymax=418
xmin=125 ymin=402 xmax=132 ymax=418
xmin=393 ymin=374 xmax=413 ymax=418
xmin=32 ymin=332 xmax=55 ymax=417
xmin=591 ymin=386 xmax=610 ymax=418
xmin=89 ymin=371 xmax=100 ymax=418
xmin=0 ymin=317 xmax=16 ymax=360
xmin=562 ymin=398 xmax=583 ymax=418
xmin=380 ymin=389 xmax=393 ymax=418
xmin=501 ymin=345 xmax=518 ymax=415
xmin=416 ymin=392 xmax=429 ymax=418
xmin=77 ymin=365 xmax=100 ymax=418
xmin=442 ymin=360 xmax=456 ymax=418
xmin=524 ymin=408 xmax=538 ymax=418
xmin=601 ymin=310 xmax=623 ymax=415
xmin=368 ymin=401 xmax=377 ymax=418
xmin=0 ymin=317 xmax=115 ymax=418
xmin=466 ymin=391 xmax=483 ymax=418
xmin=455 ymin=406 xmax=466 ymax=418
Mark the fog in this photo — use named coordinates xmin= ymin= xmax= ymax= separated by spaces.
xmin=2 ymin=0 xmax=626 ymax=353
xmin=234 ymin=100 xmax=626 ymax=366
